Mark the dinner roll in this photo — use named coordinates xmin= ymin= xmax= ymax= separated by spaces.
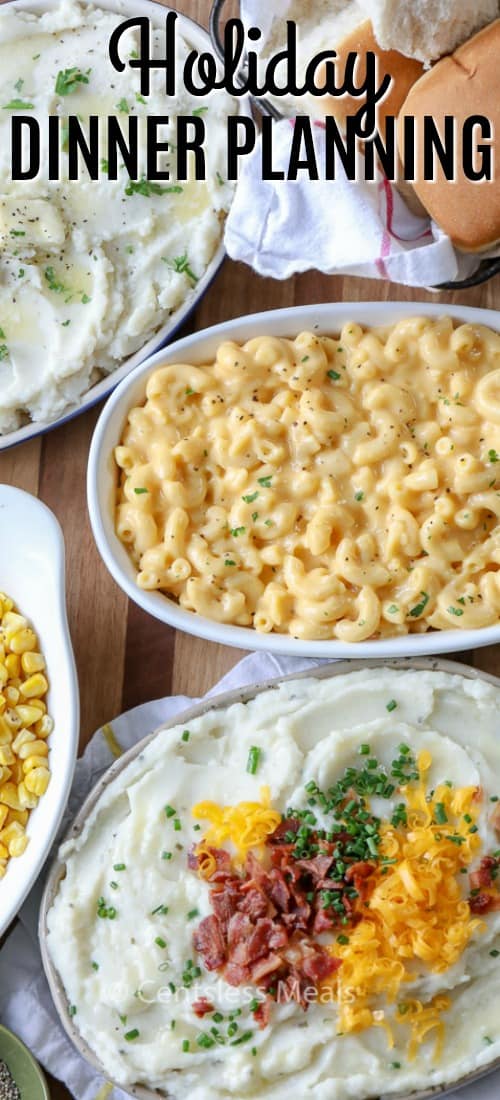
xmin=365 ymin=0 xmax=498 ymax=64
xmin=397 ymin=19 xmax=500 ymax=251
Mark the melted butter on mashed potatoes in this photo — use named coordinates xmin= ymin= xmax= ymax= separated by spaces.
xmin=0 ymin=0 xmax=235 ymax=434
xmin=46 ymin=669 xmax=500 ymax=1098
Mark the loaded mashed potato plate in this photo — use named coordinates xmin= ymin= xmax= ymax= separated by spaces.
xmin=45 ymin=667 xmax=500 ymax=1098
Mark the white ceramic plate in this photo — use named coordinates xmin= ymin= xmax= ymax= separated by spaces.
xmin=40 ymin=657 xmax=500 ymax=1100
xmin=88 ymin=299 xmax=500 ymax=659
xmin=0 ymin=485 xmax=79 ymax=937
xmin=0 ymin=0 xmax=243 ymax=453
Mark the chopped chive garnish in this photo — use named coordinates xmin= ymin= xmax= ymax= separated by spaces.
xmin=124 ymin=1029 xmax=140 ymax=1041
xmin=247 ymin=746 xmax=261 ymax=775
xmin=386 ymin=699 xmax=397 ymax=712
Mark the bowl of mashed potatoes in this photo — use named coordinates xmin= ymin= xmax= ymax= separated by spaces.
xmin=0 ymin=0 xmax=240 ymax=448
xmin=40 ymin=659 xmax=500 ymax=1099
xmin=88 ymin=300 xmax=500 ymax=658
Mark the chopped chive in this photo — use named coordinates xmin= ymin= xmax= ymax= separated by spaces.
xmin=247 ymin=746 xmax=261 ymax=775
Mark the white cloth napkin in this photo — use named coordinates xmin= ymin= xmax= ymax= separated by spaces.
xmin=0 ymin=651 xmax=499 ymax=1100
xmin=224 ymin=1 xmax=483 ymax=288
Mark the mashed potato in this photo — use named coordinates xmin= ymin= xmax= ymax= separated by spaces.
xmin=0 ymin=0 xmax=236 ymax=434
xmin=46 ymin=668 xmax=500 ymax=1097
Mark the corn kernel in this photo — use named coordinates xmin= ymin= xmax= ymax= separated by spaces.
xmin=10 ymin=628 xmax=37 ymax=655
xmin=35 ymin=715 xmax=54 ymax=739
xmin=0 ymin=783 xmax=21 ymax=810
xmin=5 ymin=654 xmax=20 ymax=678
xmin=0 ymin=593 xmax=52 ymax=877
xmin=18 ymin=740 xmax=48 ymax=760
xmin=17 ymin=782 xmax=38 ymax=811
xmin=6 ymin=809 xmax=28 ymax=827
xmin=0 ymin=745 xmax=14 ymax=766
xmin=22 ymin=755 xmax=50 ymax=774
xmin=10 ymin=834 xmax=28 ymax=857
xmin=25 ymin=767 xmax=50 ymax=796
xmin=15 ymin=705 xmax=41 ymax=728
xmin=21 ymin=652 xmax=45 ymax=675
xmin=19 ymin=673 xmax=48 ymax=699
xmin=11 ymin=729 xmax=36 ymax=753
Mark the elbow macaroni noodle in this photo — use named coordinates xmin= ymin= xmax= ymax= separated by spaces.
xmin=115 ymin=317 xmax=500 ymax=641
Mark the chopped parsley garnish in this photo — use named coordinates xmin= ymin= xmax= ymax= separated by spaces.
xmin=55 ymin=68 xmax=91 ymax=96
xmin=242 ymin=492 xmax=259 ymax=504
xmin=0 ymin=345 xmax=9 ymax=361
xmin=327 ymin=369 xmax=341 ymax=381
xmin=231 ymin=527 xmax=246 ymax=537
xmin=354 ymin=491 xmax=364 ymax=502
xmin=124 ymin=1029 xmax=140 ymax=1042
xmin=3 ymin=99 xmax=35 ymax=110
xmin=258 ymin=476 xmax=272 ymax=488
xmin=187 ymin=908 xmax=199 ymax=920
xmin=247 ymin=746 xmax=261 ymax=775
xmin=488 ymin=450 xmax=499 ymax=463
xmin=116 ymin=98 xmax=130 ymax=113
xmin=97 ymin=897 xmax=117 ymax=919
xmin=126 ymin=177 xmax=183 ymax=198
xmin=164 ymin=252 xmax=198 ymax=282
xmin=447 ymin=606 xmax=464 ymax=617
xmin=224 ymin=559 xmax=236 ymax=567
xmin=409 ymin=591 xmax=429 ymax=618
xmin=44 ymin=266 xmax=69 ymax=295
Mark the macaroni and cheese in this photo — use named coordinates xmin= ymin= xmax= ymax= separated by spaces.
xmin=115 ymin=316 xmax=500 ymax=641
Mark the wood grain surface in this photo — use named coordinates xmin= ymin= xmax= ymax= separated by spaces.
xmin=1 ymin=1 xmax=499 ymax=1097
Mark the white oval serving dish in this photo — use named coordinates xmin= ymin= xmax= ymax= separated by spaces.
xmin=0 ymin=0 xmax=244 ymax=453
xmin=39 ymin=656 xmax=500 ymax=1100
xmin=0 ymin=485 xmax=79 ymax=937
xmin=88 ymin=299 xmax=500 ymax=659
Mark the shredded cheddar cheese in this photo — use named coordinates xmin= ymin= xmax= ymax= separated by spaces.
xmin=192 ymin=786 xmax=281 ymax=861
xmin=327 ymin=752 xmax=485 ymax=1055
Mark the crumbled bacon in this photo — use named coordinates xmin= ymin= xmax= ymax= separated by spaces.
xmin=190 ymin=835 xmax=353 ymax=1019
xmin=469 ymin=854 xmax=500 ymax=911
xmin=253 ymin=999 xmax=271 ymax=1029
xmin=192 ymin=915 xmax=226 ymax=970
xmin=192 ymin=998 xmax=214 ymax=1018
xmin=470 ymin=856 xmax=498 ymax=892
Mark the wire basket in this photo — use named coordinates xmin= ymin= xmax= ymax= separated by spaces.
xmin=209 ymin=0 xmax=500 ymax=291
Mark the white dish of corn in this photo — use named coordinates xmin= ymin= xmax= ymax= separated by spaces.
xmin=0 ymin=485 xmax=78 ymax=937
